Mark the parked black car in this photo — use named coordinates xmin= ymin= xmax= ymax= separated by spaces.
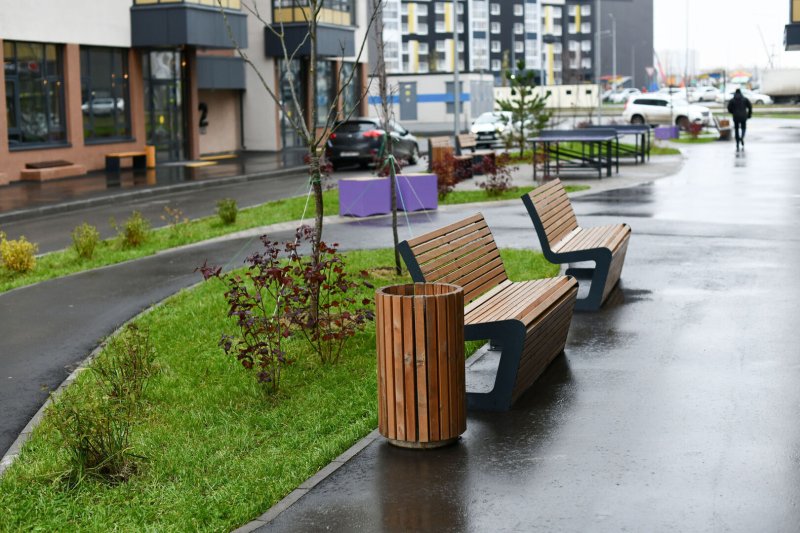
xmin=326 ymin=118 xmax=420 ymax=169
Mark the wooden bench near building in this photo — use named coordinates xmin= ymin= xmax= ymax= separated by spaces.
xmin=455 ymin=133 xmax=497 ymax=166
xmin=522 ymin=179 xmax=631 ymax=311
xmin=105 ymin=151 xmax=149 ymax=172
xmin=398 ymin=213 xmax=578 ymax=411
xmin=427 ymin=136 xmax=473 ymax=178
xmin=19 ymin=160 xmax=87 ymax=182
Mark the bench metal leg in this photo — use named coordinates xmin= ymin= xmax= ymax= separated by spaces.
xmin=464 ymin=321 xmax=525 ymax=411
xmin=132 ymin=155 xmax=147 ymax=171
xmin=105 ymin=156 xmax=121 ymax=173
xmin=565 ymin=253 xmax=612 ymax=312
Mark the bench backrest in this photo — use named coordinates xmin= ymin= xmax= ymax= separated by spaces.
xmin=521 ymin=179 xmax=579 ymax=250
xmin=456 ymin=133 xmax=476 ymax=153
xmin=398 ymin=213 xmax=509 ymax=303
xmin=427 ymin=136 xmax=454 ymax=170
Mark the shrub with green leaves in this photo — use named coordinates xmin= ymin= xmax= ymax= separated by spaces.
xmin=0 ymin=231 xmax=38 ymax=273
xmin=216 ymin=198 xmax=238 ymax=225
xmin=111 ymin=211 xmax=150 ymax=248
xmin=71 ymin=223 xmax=100 ymax=260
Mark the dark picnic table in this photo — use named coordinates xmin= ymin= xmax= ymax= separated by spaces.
xmin=528 ymin=129 xmax=619 ymax=180
xmin=586 ymin=124 xmax=651 ymax=164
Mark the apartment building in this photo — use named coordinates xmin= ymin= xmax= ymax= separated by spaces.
xmin=786 ymin=0 xmax=800 ymax=50
xmin=381 ymin=0 xmax=652 ymax=89
xmin=0 ymin=0 xmax=369 ymax=185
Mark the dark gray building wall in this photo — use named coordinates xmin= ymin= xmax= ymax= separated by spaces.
xmin=598 ymin=0 xmax=653 ymax=89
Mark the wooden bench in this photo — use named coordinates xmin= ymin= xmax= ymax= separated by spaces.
xmin=427 ymin=136 xmax=473 ymax=179
xmin=456 ymin=133 xmax=497 ymax=165
xmin=106 ymin=151 xmax=148 ymax=172
xmin=522 ymin=179 xmax=631 ymax=311
xmin=398 ymin=213 xmax=578 ymax=411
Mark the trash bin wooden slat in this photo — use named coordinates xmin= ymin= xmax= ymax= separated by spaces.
xmin=376 ymin=283 xmax=466 ymax=448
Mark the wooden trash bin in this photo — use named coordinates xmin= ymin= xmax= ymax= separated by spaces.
xmin=376 ymin=283 xmax=466 ymax=448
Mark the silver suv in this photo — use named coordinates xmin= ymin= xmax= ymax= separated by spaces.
xmin=622 ymin=95 xmax=711 ymax=128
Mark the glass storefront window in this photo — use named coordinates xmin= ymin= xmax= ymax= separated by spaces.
xmin=340 ymin=62 xmax=360 ymax=118
xmin=80 ymin=47 xmax=132 ymax=142
xmin=4 ymin=40 xmax=67 ymax=147
xmin=316 ymin=60 xmax=334 ymax=126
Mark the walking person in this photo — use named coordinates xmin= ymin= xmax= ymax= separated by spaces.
xmin=727 ymin=89 xmax=752 ymax=151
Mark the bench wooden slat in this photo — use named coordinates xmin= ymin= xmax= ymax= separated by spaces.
xmin=107 ymin=151 xmax=147 ymax=158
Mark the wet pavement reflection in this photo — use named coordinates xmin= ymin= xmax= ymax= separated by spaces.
xmin=258 ymin=119 xmax=800 ymax=531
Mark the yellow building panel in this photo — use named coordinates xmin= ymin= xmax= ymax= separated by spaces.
xmin=445 ymin=2 xmax=453 ymax=33
xmin=411 ymin=40 xmax=419 ymax=73
xmin=575 ymin=7 xmax=581 ymax=30
xmin=547 ymin=43 xmax=554 ymax=85
xmin=409 ymin=3 xmax=416 ymax=33
xmin=450 ymin=38 xmax=455 ymax=71
xmin=794 ymin=0 xmax=800 ymax=22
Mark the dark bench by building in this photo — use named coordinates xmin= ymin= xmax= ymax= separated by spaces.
xmin=522 ymin=179 xmax=631 ymax=311
xmin=106 ymin=151 xmax=148 ymax=172
xmin=398 ymin=213 xmax=578 ymax=411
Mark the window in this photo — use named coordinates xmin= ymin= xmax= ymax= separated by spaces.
xmin=491 ymin=22 xmax=501 ymax=33
xmin=340 ymin=62 xmax=360 ymax=117
xmin=581 ymin=40 xmax=591 ymax=52
xmin=491 ymin=40 xmax=501 ymax=53
xmin=417 ymin=4 xmax=428 ymax=16
xmin=552 ymin=6 xmax=562 ymax=18
xmin=490 ymin=3 xmax=500 ymax=15
xmin=568 ymin=23 xmax=576 ymax=33
xmin=417 ymin=22 xmax=428 ymax=34
xmin=401 ymin=3 xmax=408 ymax=15
xmin=553 ymin=42 xmax=562 ymax=53
xmin=418 ymin=42 xmax=429 ymax=54
xmin=436 ymin=40 xmax=446 ymax=52
xmin=80 ymin=47 xmax=131 ymax=142
xmin=4 ymin=41 xmax=67 ymax=147
xmin=514 ymin=23 xmax=523 ymax=34
xmin=435 ymin=2 xmax=445 ymax=14
xmin=436 ymin=20 xmax=445 ymax=32
xmin=568 ymin=40 xmax=579 ymax=52
xmin=581 ymin=22 xmax=591 ymax=33
xmin=316 ymin=60 xmax=334 ymax=126
xmin=514 ymin=4 xmax=523 ymax=16
xmin=568 ymin=5 xmax=577 ymax=16
xmin=457 ymin=2 xmax=464 ymax=15
xmin=491 ymin=59 xmax=501 ymax=71
xmin=515 ymin=41 xmax=524 ymax=53
xmin=581 ymin=57 xmax=592 ymax=69
xmin=582 ymin=5 xmax=591 ymax=16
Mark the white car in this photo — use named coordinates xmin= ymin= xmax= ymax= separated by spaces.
xmin=81 ymin=97 xmax=124 ymax=115
xmin=690 ymin=87 xmax=721 ymax=102
xmin=718 ymin=89 xmax=773 ymax=105
xmin=622 ymin=95 xmax=712 ymax=127
xmin=608 ymin=88 xmax=641 ymax=104
xmin=470 ymin=111 xmax=514 ymax=147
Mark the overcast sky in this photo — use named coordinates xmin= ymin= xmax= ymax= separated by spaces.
xmin=653 ymin=0 xmax=800 ymax=71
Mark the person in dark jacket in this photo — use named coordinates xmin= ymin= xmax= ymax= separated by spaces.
xmin=727 ymin=89 xmax=752 ymax=151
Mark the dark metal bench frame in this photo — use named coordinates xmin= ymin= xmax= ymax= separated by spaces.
xmin=521 ymin=180 xmax=631 ymax=311
xmin=398 ymin=213 xmax=578 ymax=411
xmin=528 ymin=129 xmax=619 ymax=180
xmin=586 ymin=124 xmax=651 ymax=164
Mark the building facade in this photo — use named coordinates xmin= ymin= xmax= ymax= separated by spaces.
xmin=786 ymin=0 xmax=800 ymax=50
xmin=380 ymin=0 xmax=652 ymax=89
xmin=0 ymin=0 xmax=370 ymax=185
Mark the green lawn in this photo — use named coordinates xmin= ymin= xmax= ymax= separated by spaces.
xmin=443 ymin=185 xmax=589 ymax=204
xmin=751 ymin=113 xmax=800 ymax=119
xmin=507 ymin=142 xmax=679 ymax=164
xmin=0 ymin=183 xmax=582 ymax=295
xmin=0 ymin=247 xmax=559 ymax=532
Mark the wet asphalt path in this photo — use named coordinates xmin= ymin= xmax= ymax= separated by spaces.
xmin=255 ymin=119 xmax=800 ymax=532
xmin=1 ymin=119 xmax=799 ymax=531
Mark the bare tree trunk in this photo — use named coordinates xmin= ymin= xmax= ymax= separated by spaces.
xmin=372 ymin=0 xmax=401 ymax=275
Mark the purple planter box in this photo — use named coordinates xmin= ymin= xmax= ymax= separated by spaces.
xmin=654 ymin=125 xmax=679 ymax=140
xmin=338 ymin=174 xmax=439 ymax=217
xmin=338 ymin=177 xmax=391 ymax=217
xmin=396 ymin=173 xmax=438 ymax=212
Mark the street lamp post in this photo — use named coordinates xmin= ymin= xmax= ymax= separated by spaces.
xmin=595 ymin=0 xmax=602 ymax=123
xmin=609 ymin=13 xmax=617 ymax=90
xmin=453 ymin=0 xmax=460 ymax=138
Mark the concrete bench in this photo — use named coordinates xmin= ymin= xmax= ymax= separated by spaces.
xmin=522 ymin=179 xmax=631 ymax=311
xmin=20 ymin=160 xmax=87 ymax=182
xmin=338 ymin=174 xmax=438 ymax=217
xmin=398 ymin=213 xmax=578 ymax=411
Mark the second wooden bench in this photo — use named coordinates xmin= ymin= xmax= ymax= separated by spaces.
xmin=522 ymin=179 xmax=631 ymax=311
xmin=398 ymin=213 xmax=578 ymax=411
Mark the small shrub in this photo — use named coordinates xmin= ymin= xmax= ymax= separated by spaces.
xmin=92 ymin=324 xmax=157 ymax=404
xmin=71 ymin=223 xmax=100 ymax=260
xmin=0 ymin=231 xmax=38 ymax=273
xmin=111 ymin=211 xmax=150 ymax=248
xmin=216 ymin=198 xmax=238 ymax=225
xmin=286 ymin=226 xmax=374 ymax=365
xmin=431 ymin=153 xmax=458 ymax=200
xmin=160 ymin=205 xmax=189 ymax=239
xmin=478 ymin=153 xmax=517 ymax=197
xmin=51 ymin=394 xmax=138 ymax=487
xmin=688 ymin=122 xmax=704 ymax=139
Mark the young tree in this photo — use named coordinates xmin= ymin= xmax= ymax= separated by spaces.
xmin=370 ymin=0 xmax=402 ymax=275
xmin=217 ymin=0 xmax=380 ymax=311
xmin=496 ymin=59 xmax=551 ymax=158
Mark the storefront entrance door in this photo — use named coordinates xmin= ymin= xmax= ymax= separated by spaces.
xmin=143 ymin=51 xmax=185 ymax=162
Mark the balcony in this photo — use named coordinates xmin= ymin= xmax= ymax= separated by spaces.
xmin=265 ymin=2 xmax=355 ymax=58
xmin=131 ymin=0 xmax=248 ymax=49
xmin=785 ymin=23 xmax=800 ymax=51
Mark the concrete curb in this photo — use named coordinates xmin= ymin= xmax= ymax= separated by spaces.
xmin=0 ymin=166 xmax=307 ymax=224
